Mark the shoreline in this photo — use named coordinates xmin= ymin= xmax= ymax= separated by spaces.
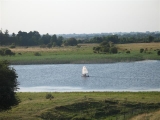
xmin=10 ymin=59 xmax=159 ymax=65
xmin=17 ymin=87 xmax=160 ymax=92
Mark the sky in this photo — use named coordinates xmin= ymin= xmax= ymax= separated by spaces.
xmin=0 ymin=0 xmax=160 ymax=34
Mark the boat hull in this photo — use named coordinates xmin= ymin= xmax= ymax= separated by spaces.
xmin=82 ymin=74 xmax=89 ymax=77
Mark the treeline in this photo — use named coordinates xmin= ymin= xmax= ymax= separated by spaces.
xmin=85 ymin=34 xmax=160 ymax=44
xmin=0 ymin=30 xmax=64 ymax=47
xmin=0 ymin=30 xmax=160 ymax=47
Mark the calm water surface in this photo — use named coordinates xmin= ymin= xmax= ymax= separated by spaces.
xmin=12 ymin=60 xmax=160 ymax=92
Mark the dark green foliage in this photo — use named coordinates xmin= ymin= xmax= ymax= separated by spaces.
xmin=0 ymin=60 xmax=20 ymax=111
xmin=5 ymin=49 xmax=15 ymax=55
xmin=34 ymin=52 xmax=41 ymax=56
xmin=110 ymin=47 xmax=118 ymax=54
xmin=0 ymin=30 xmax=64 ymax=46
xmin=64 ymin=38 xmax=77 ymax=46
xmin=100 ymin=41 xmax=110 ymax=47
xmin=93 ymin=41 xmax=118 ymax=54
xmin=157 ymin=50 xmax=160 ymax=55
xmin=101 ymin=47 xmax=110 ymax=53
xmin=126 ymin=51 xmax=130 ymax=54
xmin=1 ymin=29 xmax=160 ymax=46
xmin=0 ymin=48 xmax=15 ymax=56
xmin=95 ymin=46 xmax=101 ymax=53
xmin=140 ymin=48 xmax=144 ymax=53
xmin=148 ymin=36 xmax=154 ymax=42
xmin=46 ymin=93 xmax=54 ymax=99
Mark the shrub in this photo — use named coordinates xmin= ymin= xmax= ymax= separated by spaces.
xmin=101 ymin=47 xmax=110 ymax=53
xmin=140 ymin=48 xmax=144 ymax=53
xmin=5 ymin=49 xmax=14 ymax=55
xmin=0 ymin=48 xmax=15 ymax=56
xmin=34 ymin=52 xmax=41 ymax=56
xmin=46 ymin=93 xmax=54 ymax=100
xmin=110 ymin=47 xmax=118 ymax=54
xmin=157 ymin=50 xmax=160 ymax=55
xmin=126 ymin=51 xmax=130 ymax=54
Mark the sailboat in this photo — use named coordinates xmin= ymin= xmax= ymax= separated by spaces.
xmin=82 ymin=66 xmax=89 ymax=77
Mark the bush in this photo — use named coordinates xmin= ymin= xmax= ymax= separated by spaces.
xmin=157 ymin=50 xmax=160 ymax=55
xmin=0 ymin=48 xmax=15 ymax=56
xmin=140 ymin=48 xmax=144 ymax=53
xmin=46 ymin=93 xmax=54 ymax=100
xmin=34 ymin=52 xmax=41 ymax=56
xmin=5 ymin=49 xmax=15 ymax=55
xmin=126 ymin=51 xmax=130 ymax=54
xmin=101 ymin=47 xmax=110 ymax=53
xmin=110 ymin=47 xmax=118 ymax=54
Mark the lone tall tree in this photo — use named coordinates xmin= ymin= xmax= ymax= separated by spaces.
xmin=0 ymin=60 xmax=20 ymax=111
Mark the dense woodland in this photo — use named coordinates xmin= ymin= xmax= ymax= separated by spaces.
xmin=0 ymin=30 xmax=160 ymax=47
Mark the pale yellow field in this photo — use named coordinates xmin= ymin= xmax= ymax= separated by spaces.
xmin=0 ymin=43 xmax=159 ymax=54
xmin=117 ymin=42 xmax=160 ymax=51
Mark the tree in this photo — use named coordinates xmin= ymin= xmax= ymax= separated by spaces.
xmin=65 ymin=38 xmax=77 ymax=46
xmin=0 ymin=60 xmax=20 ymax=111
xmin=41 ymin=33 xmax=51 ymax=45
xmin=148 ymin=36 xmax=154 ymax=42
xmin=57 ymin=36 xmax=63 ymax=46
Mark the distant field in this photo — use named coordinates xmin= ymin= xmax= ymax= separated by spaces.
xmin=0 ymin=43 xmax=160 ymax=64
xmin=117 ymin=43 xmax=160 ymax=51
xmin=0 ymin=92 xmax=160 ymax=120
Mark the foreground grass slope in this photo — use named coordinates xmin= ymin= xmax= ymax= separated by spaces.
xmin=0 ymin=92 xmax=160 ymax=120
xmin=0 ymin=43 xmax=160 ymax=64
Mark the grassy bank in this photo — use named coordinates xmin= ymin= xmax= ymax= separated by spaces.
xmin=0 ymin=43 xmax=160 ymax=64
xmin=0 ymin=92 xmax=160 ymax=120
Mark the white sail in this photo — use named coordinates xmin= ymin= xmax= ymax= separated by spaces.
xmin=82 ymin=66 xmax=88 ymax=75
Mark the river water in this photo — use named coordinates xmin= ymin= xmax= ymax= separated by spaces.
xmin=12 ymin=60 xmax=160 ymax=92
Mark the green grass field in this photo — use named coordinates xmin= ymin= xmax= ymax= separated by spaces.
xmin=0 ymin=43 xmax=160 ymax=119
xmin=0 ymin=43 xmax=160 ymax=64
xmin=0 ymin=92 xmax=160 ymax=120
